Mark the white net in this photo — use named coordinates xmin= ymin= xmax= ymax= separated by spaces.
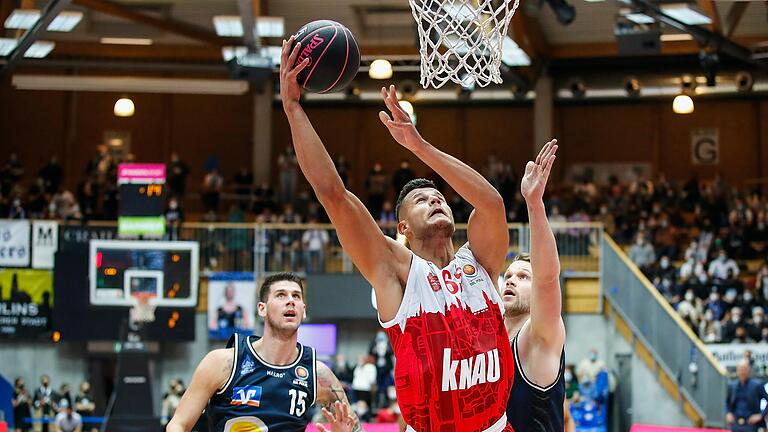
xmin=408 ymin=0 xmax=520 ymax=88
xmin=129 ymin=295 xmax=157 ymax=325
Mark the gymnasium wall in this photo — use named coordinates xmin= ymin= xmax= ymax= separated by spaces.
xmin=2 ymin=75 xmax=766 ymax=195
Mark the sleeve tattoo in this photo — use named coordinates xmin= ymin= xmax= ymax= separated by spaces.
xmin=317 ymin=363 xmax=363 ymax=432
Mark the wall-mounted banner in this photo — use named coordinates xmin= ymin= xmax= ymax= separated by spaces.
xmin=0 ymin=220 xmax=30 ymax=267
xmin=32 ymin=221 xmax=58 ymax=269
xmin=0 ymin=269 xmax=53 ymax=338
xmin=208 ymin=272 xmax=256 ymax=340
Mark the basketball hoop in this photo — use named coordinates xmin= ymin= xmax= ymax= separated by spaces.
xmin=129 ymin=292 xmax=157 ymax=325
xmin=408 ymin=0 xmax=519 ymax=88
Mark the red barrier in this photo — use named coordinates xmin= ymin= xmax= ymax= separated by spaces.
xmin=0 ymin=421 xmax=8 ymax=432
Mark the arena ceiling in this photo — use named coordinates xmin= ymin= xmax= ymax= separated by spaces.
xmin=0 ymin=0 xmax=766 ymax=79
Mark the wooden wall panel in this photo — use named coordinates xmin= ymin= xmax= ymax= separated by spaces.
xmin=0 ymin=79 xmax=68 ymax=178
xmin=169 ymin=93 xmax=253 ymax=190
xmin=657 ymin=99 xmax=760 ymax=184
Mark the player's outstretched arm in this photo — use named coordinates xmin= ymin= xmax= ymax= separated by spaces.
xmin=520 ymin=140 xmax=565 ymax=384
xmin=166 ymin=349 xmax=233 ymax=432
xmin=280 ymin=39 xmax=410 ymax=321
xmin=314 ymin=362 xmax=362 ymax=432
xmin=379 ymin=85 xmax=508 ymax=276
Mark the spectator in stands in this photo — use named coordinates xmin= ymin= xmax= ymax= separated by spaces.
xmin=353 ymin=400 xmax=373 ymax=423
xmin=74 ymin=382 xmax=96 ymax=432
xmin=676 ymin=289 xmax=701 ymax=325
xmin=733 ymin=325 xmax=754 ymax=344
xmin=53 ymin=405 xmax=82 ymax=432
xmin=726 ymin=359 xmax=768 ymax=431
xmin=577 ymin=349 xmax=607 ymax=384
xmin=252 ymin=181 xmax=276 ymax=214
xmin=652 ymin=255 xmax=677 ymax=300
xmin=302 ymin=217 xmax=329 ymax=273
xmin=709 ymin=249 xmax=740 ymax=282
xmin=564 ymin=364 xmax=579 ymax=400
xmin=365 ymin=161 xmax=389 ymax=218
xmin=277 ymin=146 xmax=298 ymax=204
xmin=332 ymin=354 xmax=354 ymax=396
xmin=161 ymin=382 xmax=184 ymax=427
xmin=8 ymin=197 xmax=26 ymax=219
xmin=165 ymin=197 xmax=184 ymax=240
xmin=56 ymin=383 xmax=73 ymax=411
xmin=233 ymin=167 xmax=254 ymax=197
xmin=391 ymin=159 xmax=415 ymax=202
xmin=375 ymin=398 xmax=401 ymax=424
xmin=369 ymin=331 xmax=394 ymax=409
xmin=351 ymin=355 xmax=377 ymax=409
xmin=39 ymin=155 xmax=63 ymax=194
xmin=76 ymin=177 xmax=99 ymax=220
xmin=167 ymin=152 xmax=190 ymax=199
xmin=334 ymin=154 xmax=351 ymax=187
xmin=2 ymin=152 xmax=24 ymax=195
xmin=274 ymin=204 xmax=301 ymax=271
xmin=52 ymin=187 xmax=81 ymax=220
xmin=594 ymin=204 xmax=616 ymax=237
xmin=724 ymin=307 xmax=745 ymax=343
xmin=13 ymin=377 xmax=32 ymax=432
xmin=629 ymin=232 xmax=655 ymax=276
xmin=699 ymin=308 xmax=722 ymax=342
xmin=201 ymin=167 xmax=224 ymax=216
xmin=757 ymin=262 xmax=768 ymax=302
xmin=747 ymin=307 xmax=766 ymax=341
xmin=34 ymin=374 xmax=55 ymax=432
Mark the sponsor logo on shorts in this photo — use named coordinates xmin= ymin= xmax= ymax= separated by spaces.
xmin=463 ymin=264 xmax=477 ymax=276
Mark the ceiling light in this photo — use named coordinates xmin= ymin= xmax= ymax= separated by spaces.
xmin=661 ymin=3 xmax=711 ymax=25
xmin=114 ymin=98 xmax=135 ymax=117
xmin=672 ymin=94 xmax=694 ymax=114
xmin=100 ymin=37 xmax=153 ymax=45
xmin=369 ymin=59 xmax=393 ymax=79
xmin=0 ymin=38 xmax=18 ymax=56
xmin=399 ymin=100 xmax=414 ymax=115
xmin=24 ymin=41 xmax=55 ymax=58
xmin=4 ymin=9 xmax=40 ymax=29
xmin=48 ymin=11 xmax=83 ymax=32
xmin=501 ymin=36 xmax=531 ymax=67
xmin=625 ymin=12 xmax=655 ymax=25
xmin=222 ymin=46 xmax=248 ymax=62
xmin=583 ymin=0 xmax=605 ymax=3
xmin=256 ymin=17 xmax=285 ymax=37
xmin=660 ymin=33 xmax=693 ymax=42
xmin=213 ymin=15 xmax=243 ymax=37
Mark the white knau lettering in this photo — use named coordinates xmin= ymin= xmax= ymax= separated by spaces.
xmin=441 ymin=348 xmax=458 ymax=391
xmin=441 ymin=348 xmax=500 ymax=391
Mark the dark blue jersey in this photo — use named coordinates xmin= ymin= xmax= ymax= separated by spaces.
xmin=208 ymin=333 xmax=317 ymax=432
xmin=506 ymin=335 xmax=565 ymax=432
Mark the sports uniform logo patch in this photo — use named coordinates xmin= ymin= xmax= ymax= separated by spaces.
xmin=427 ymin=273 xmax=441 ymax=292
xmin=231 ymin=386 xmax=262 ymax=407
xmin=463 ymin=264 xmax=476 ymax=276
xmin=240 ymin=358 xmax=255 ymax=376
xmin=295 ymin=366 xmax=309 ymax=380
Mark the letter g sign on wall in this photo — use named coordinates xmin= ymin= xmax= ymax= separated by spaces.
xmin=691 ymin=128 xmax=719 ymax=165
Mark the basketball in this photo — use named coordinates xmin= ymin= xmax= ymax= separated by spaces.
xmin=290 ymin=20 xmax=360 ymax=94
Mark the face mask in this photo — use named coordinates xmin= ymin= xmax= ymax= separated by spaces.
xmin=709 ymin=293 xmax=718 ymax=302
xmin=685 ymin=292 xmax=694 ymax=301
xmin=565 ymin=372 xmax=573 ymax=382
xmin=661 ymin=259 xmax=670 ymax=269
xmin=719 ymin=255 xmax=726 ymax=262
xmin=699 ymin=274 xmax=708 ymax=283
xmin=590 ymin=353 xmax=598 ymax=362
xmin=755 ymin=316 xmax=763 ymax=324
xmin=744 ymin=293 xmax=753 ymax=302
xmin=170 ymin=201 xmax=178 ymax=209
xmin=704 ymin=312 xmax=713 ymax=321
xmin=733 ymin=315 xmax=742 ymax=323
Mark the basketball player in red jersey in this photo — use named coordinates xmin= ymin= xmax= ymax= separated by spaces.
xmin=503 ymin=141 xmax=567 ymax=432
xmin=281 ymin=37 xmax=514 ymax=431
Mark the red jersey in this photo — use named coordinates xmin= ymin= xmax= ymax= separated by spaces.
xmin=380 ymin=244 xmax=514 ymax=431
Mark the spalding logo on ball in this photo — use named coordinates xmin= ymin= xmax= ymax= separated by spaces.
xmin=291 ymin=20 xmax=361 ymax=94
